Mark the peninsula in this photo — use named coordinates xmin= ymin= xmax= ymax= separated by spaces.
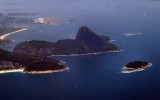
xmin=0 ymin=48 xmax=68 ymax=74
xmin=13 ymin=26 xmax=120 ymax=57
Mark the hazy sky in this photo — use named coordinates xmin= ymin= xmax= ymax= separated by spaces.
xmin=0 ymin=0 xmax=160 ymax=20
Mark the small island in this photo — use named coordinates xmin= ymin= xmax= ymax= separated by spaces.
xmin=122 ymin=61 xmax=152 ymax=73
xmin=13 ymin=26 xmax=121 ymax=57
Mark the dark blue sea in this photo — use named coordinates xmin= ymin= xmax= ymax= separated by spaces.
xmin=1 ymin=0 xmax=160 ymax=100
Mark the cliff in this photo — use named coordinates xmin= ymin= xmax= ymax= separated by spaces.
xmin=76 ymin=26 xmax=107 ymax=48
xmin=14 ymin=26 xmax=120 ymax=56
xmin=101 ymin=35 xmax=111 ymax=41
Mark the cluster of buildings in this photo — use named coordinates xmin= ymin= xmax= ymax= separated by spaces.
xmin=34 ymin=17 xmax=63 ymax=25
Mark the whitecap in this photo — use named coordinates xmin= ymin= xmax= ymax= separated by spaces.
xmin=48 ymin=50 xmax=123 ymax=57
xmin=124 ymin=32 xmax=142 ymax=36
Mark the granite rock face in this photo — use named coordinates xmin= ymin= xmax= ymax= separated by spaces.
xmin=14 ymin=26 xmax=120 ymax=56
xmin=76 ymin=26 xmax=107 ymax=48
xmin=101 ymin=35 xmax=111 ymax=41
xmin=53 ymin=39 xmax=86 ymax=55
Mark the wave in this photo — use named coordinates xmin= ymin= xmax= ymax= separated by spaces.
xmin=49 ymin=50 xmax=123 ymax=57
xmin=124 ymin=32 xmax=142 ymax=36
xmin=108 ymin=39 xmax=116 ymax=42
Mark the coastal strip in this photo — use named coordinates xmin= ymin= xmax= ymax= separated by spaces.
xmin=0 ymin=28 xmax=27 ymax=40
xmin=0 ymin=67 xmax=69 ymax=74
xmin=48 ymin=50 xmax=123 ymax=57
xmin=24 ymin=67 xmax=69 ymax=74
xmin=0 ymin=69 xmax=24 ymax=74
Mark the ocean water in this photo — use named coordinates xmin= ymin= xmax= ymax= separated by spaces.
xmin=1 ymin=0 xmax=160 ymax=100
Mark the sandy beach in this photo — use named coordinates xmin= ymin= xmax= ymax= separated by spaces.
xmin=0 ymin=69 xmax=24 ymax=74
xmin=0 ymin=67 xmax=69 ymax=74
xmin=0 ymin=28 xmax=27 ymax=40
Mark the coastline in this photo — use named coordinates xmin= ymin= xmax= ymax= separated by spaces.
xmin=121 ymin=63 xmax=152 ymax=73
xmin=0 ymin=68 xmax=24 ymax=74
xmin=48 ymin=50 xmax=123 ymax=57
xmin=0 ymin=28 xmax=27 ymax=40
xmin=0 ymin=67 xmax=69 ymax=74
xmin=24 ymin=67 xmax=69 ymax=74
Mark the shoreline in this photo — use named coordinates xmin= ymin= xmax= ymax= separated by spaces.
xmin=0 ymin=28 xmax=27 ymax=40
xmin=48 ymin=50 xmax=123 ymax=57
xmin=0 ymin=68 xmax=24 ymax=74
xmin=24 ymin=67 xmax=69 ymax=74
xmin=121 ymin=63 xmax=152 ymax=73
xmin=0 ymin=67 xmax=69 ymax=74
